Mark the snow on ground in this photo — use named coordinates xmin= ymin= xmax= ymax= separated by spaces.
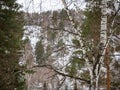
xmin=20 ymin=25 xmax=41 ymax=65
xmin=23 ymin=25 xmax=41 ymax=51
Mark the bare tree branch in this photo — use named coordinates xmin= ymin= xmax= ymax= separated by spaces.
xmin=46 ymin=27 xmax=80 ymax=36
xmin=33 ymin=64 xmax=90 ymax=84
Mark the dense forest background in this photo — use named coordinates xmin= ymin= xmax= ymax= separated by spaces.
xmin=0 ymin=0 xmax=120 ymax=90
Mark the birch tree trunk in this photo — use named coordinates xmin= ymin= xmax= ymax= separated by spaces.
xmin=95 ymin=0 xmax=108 ymax=90
xmin=61 ymin=0 xmax=95 ymax=90
xmin=100 ymin=0 xmax=107 ymax=46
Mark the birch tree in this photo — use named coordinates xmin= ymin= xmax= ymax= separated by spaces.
xmin=60 ymin=0 xmax=100 ymax=89
xmin=31 ymin=0 xmax=120 ymax=89
xmin=60 ymin=0 xmax=120 ymax=90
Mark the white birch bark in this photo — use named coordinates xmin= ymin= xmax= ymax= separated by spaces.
xmin=100 ymin=0 xmax=107 ymax=47
xmin=61 ymin=0 xmax=120 ymax=90
xmin=95 ymin=0 xmax=108 ymax=90
xmin=61 ymin=0 xmax=94 ymax=89
xmin=61 ymin=0 xmax=75 ymax=26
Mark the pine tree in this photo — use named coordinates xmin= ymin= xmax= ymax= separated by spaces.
xmin=0 ymin=0 xmax=24 ymax=89
xmin=35 ymin=40 xmax=45 ymax=64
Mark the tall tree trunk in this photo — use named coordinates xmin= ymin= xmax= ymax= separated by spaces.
xmin=100 ymin=0 xmax=107 ymax=45
xmin=96 ymin=0 xmax=108 ymax=90
xmin=105 ymin=47 xmax=111 ymax=90
xmin=61 ymin=0 xmax=95 ymax=90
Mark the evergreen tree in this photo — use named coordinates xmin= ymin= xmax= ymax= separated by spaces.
xmin=35 ymin=40 xmax=45 ymax=64
xmin=0 ymin=0 xmax=24 ymax=89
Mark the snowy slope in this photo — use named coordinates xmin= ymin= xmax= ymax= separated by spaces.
xmin=23 ymin=25 xmax=41 ymax=51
